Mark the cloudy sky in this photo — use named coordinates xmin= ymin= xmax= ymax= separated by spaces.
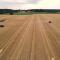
xmin=0 ymin=0 xmax=60 ymax=9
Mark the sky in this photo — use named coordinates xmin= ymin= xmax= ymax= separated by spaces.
xmin=0 ymin=0 xmax=60 ymax=10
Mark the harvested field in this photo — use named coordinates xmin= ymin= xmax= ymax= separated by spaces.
xmin=0 ymin=14 xmax=60 ymax=60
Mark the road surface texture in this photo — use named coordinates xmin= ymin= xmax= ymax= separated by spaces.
xmin=0 ymin=14 xmax=60 ymax=60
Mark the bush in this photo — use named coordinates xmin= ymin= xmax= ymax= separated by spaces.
xmin=9 ymin=12 xmax=13 ymax=15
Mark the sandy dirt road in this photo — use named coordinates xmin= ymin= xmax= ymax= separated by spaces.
xmin=0 ymin=14 xmax=60 ymax=60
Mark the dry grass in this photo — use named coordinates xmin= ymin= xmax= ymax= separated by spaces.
xmin=0 ymin=14 xmax=60 ymax=60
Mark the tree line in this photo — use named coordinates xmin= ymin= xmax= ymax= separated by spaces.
xmin=0 ymin=9 xmax=60 ymax=14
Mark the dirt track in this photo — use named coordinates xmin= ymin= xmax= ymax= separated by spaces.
xmin=0 ymin=14 xmax=60 ymax=60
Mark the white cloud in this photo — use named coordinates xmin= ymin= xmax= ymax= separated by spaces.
xmin=37 ymin=0 xmax=60 ymax=9
xmin=0 ymin=0 xmax=38 ymax=3
xmin=0 ymin=0 xmax=15 ymax=2
xmin=0 ymin=0 xmax=60 ymax=9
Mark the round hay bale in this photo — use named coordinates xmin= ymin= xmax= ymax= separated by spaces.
xmin=49 ymin=21 xmax=52 ymax=23
xmin=0 ymin=25 xmax=4 ymax=27
xmin=0 ymin=20 xmax=5 ymax=22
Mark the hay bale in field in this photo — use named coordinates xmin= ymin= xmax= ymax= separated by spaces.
xmin=0 ymin=25 xmax=4 ymax=27
xmin=0 ymin=19 xmax=5 ymax=22
xmin=49 ymin=21 xmax=52 ymax=23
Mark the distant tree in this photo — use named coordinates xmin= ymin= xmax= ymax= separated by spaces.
xmin=9 ymin=12 xmax=13 ymax=15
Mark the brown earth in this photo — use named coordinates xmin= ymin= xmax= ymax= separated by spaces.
xmin=0 ymin=14 xmax=60 ymax=60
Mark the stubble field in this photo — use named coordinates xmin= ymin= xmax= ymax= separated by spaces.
xmin=0 ymin=14 xmax=60 ymax=60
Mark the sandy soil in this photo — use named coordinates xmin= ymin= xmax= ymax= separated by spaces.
xmin=0 ymin=14 xmax=60 ymax=60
